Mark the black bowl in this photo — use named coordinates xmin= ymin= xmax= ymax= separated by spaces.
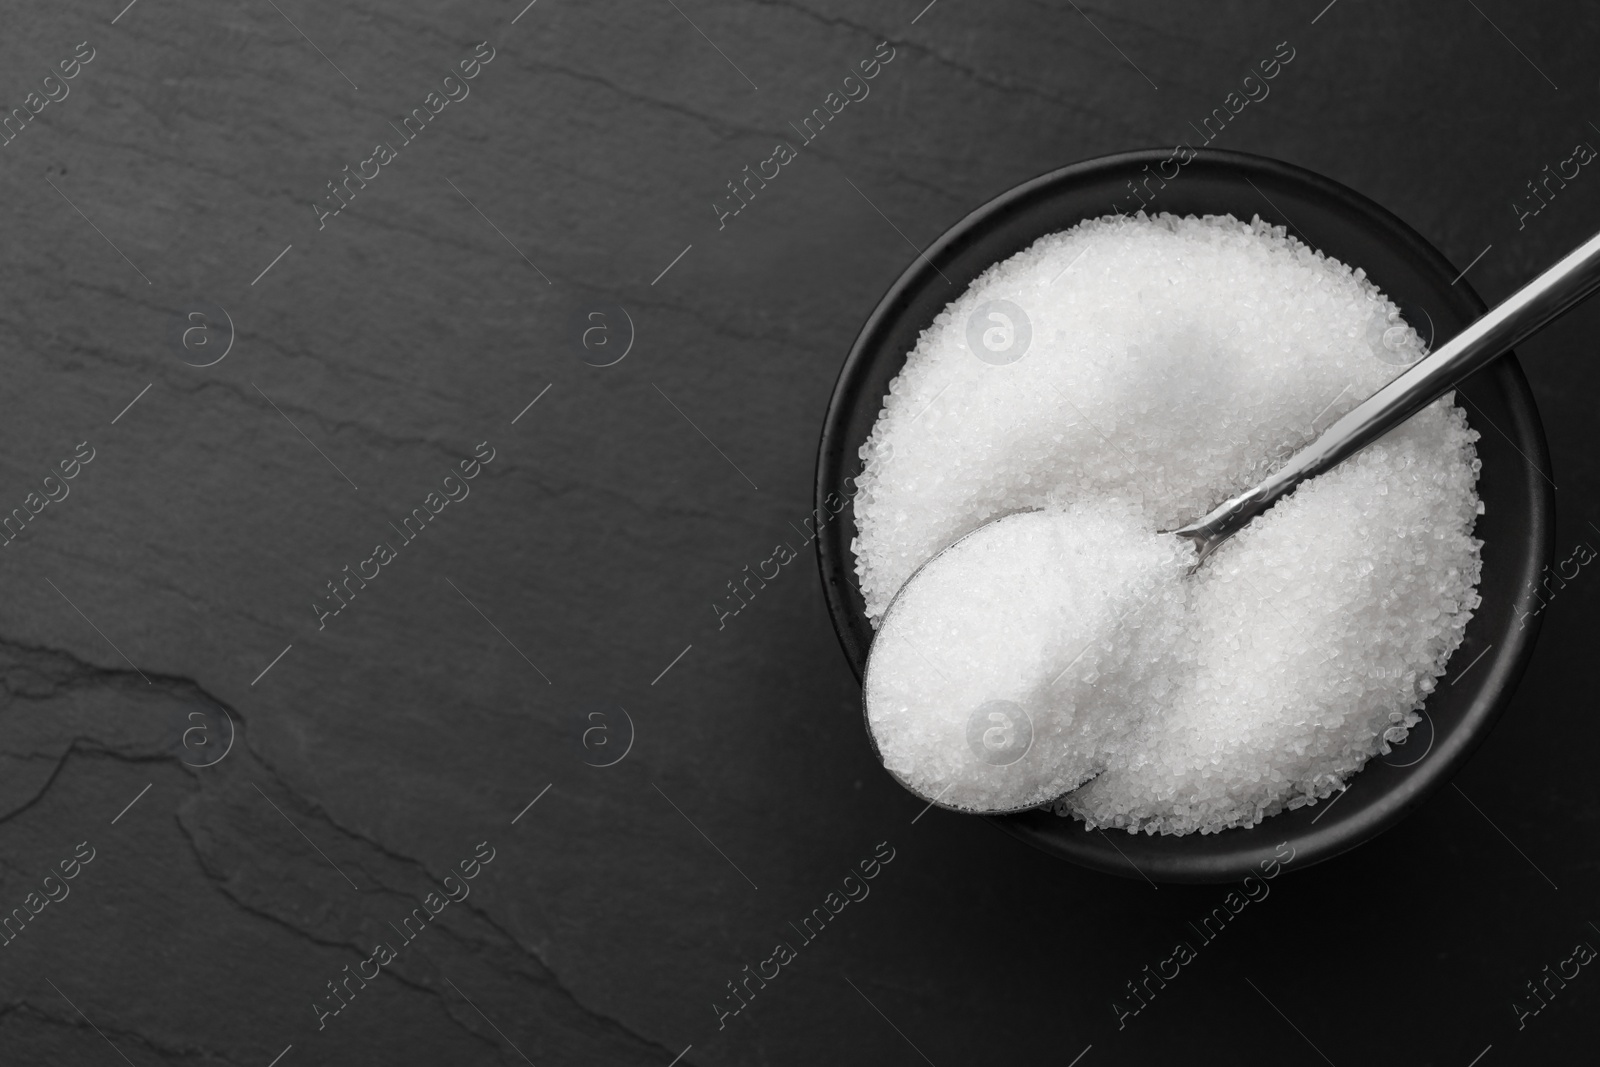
xmin=814 ymin=148 xmax=1554 ymax=883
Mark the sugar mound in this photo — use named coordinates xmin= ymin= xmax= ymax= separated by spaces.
xmin=864 ymin=503 xmax=1190 ymax=812
xmin=853 ymin=212 xmax=1482 ymax=835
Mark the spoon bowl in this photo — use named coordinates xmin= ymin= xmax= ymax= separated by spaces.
xmin=816 ymin=149 xmax=1554 ymax=883
xmin=864 ymin=505 xmax=1193 ymax=818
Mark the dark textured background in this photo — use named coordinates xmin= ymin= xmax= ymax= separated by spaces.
xmin=0 ymin=1 xmax=1596 ymax=1064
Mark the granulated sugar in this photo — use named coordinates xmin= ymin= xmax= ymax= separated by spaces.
xmin=854 ymin=212 xmax=1483 ymax=834
xmin=864 ymin=503 xmax=1191 ymax=813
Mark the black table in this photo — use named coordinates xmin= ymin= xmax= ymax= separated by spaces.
xmin=0 ymin=2 xmax=1594 ymax=1064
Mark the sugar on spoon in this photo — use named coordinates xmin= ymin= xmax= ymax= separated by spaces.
xmin=864 ymin=226 xmax=1600 ymax=817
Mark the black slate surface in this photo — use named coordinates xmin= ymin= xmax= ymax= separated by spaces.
xmin=1 ymin=1 xmax=1598 ymax=1064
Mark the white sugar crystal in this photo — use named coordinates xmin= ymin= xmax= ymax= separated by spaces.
xmin=854 ymin=212 xmax=1482 ymax=834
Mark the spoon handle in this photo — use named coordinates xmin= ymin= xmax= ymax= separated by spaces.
xmin=1176 ymin=227 xmax=1600 ymax=559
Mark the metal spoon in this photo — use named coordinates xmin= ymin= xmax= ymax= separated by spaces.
xmin=1174 ymin=227 xmax=1600 ymax=561
xmin=865 ymin=226 xmax=1600 ymax=817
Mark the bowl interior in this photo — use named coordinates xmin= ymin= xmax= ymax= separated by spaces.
xmin=815 ymin=149 xmax=1554 ymax=883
